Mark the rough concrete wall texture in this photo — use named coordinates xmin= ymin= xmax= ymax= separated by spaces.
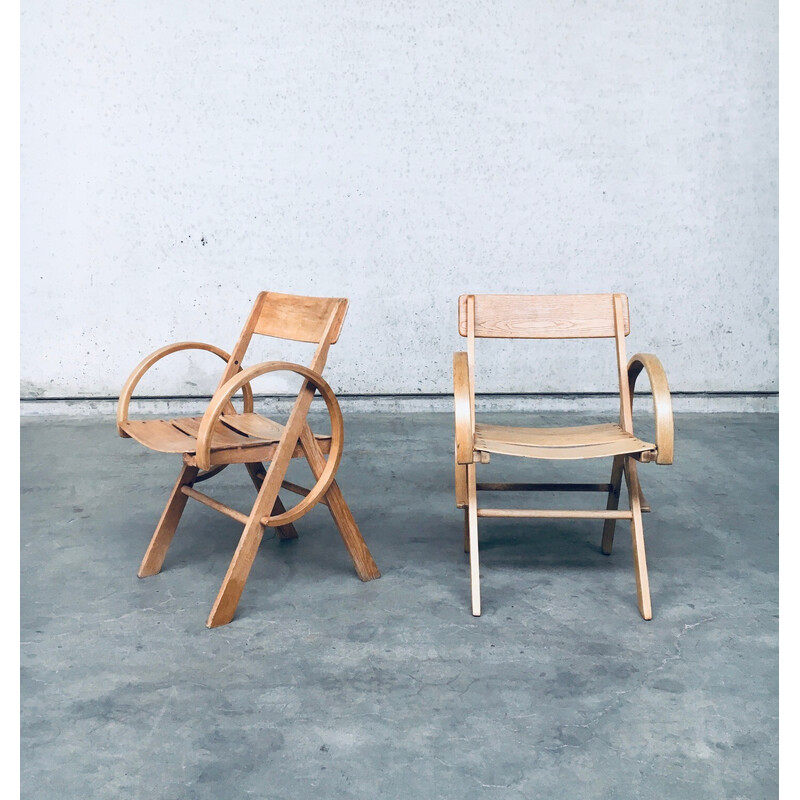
xmin=21 ymin=1 xmax=778 ymax=399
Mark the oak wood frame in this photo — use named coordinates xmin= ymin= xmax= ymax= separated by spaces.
xmin=118 ymin=291 xmax=380 ymax=628
xmin=454 ymin=292 xmax=673 ymax=620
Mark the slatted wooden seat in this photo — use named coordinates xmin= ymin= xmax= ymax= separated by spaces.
xmin=473 ymin=422 xmax=654 ymax=460
xmin=454 ymin=293 xmax=674 ymax=620
xmin=120 ymin=414 xmax=332 ymax=459
xmin=117 ymin=291 xmax=380 ymax=627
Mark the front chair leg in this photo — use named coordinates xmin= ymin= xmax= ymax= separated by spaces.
xmin=206 ymin=514 xmax=266 ymax=628
xmin=139 ymin=464 xmax=199 ymax=578
xmin=208 ymin=449 xmax=293 ymax=627
xmin=624 ymin=456 xmax=652 ymax=620
xmin=467 ymin=462 xmax=481 ymax=616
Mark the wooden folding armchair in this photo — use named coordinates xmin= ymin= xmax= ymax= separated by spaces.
xmin=117 ymin=291 xmax=380 ymax=627
xmin=453 ymin=293 xmax=674 ymax=620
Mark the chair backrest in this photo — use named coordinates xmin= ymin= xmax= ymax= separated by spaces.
xmin=458 ymin=293 xmax=629 ymax=339
xmin=216 ymin=292 xmax=349 ymax=395
xmin=459 ymin=292 xmax=634 ymax=431
xmin=253 ymin=291 xmax=348 ymax=344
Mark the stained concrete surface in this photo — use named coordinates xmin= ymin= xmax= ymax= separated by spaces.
xmin=21 ymin=412 xmax=778 ymax=799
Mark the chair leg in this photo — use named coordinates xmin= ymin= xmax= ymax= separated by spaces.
xmin=601 ymin=456 xmax=625 ymax=555
xmin=206 ymin=514 xmax=266 ymax=628
xmin=463 ymin=507 xmax=470 ymax=553
xmin=208 ymin=452 xmax=295 ymax=627
xmin=138 ymin=464 xmax=199 ymax=578
xmin=324 ymin=480 xmax=381 ymax=581
xmin=624 ymin=456 xmax=652 ymax=620
xmin=627 ymin=459 xmax=651 ymax=513
xmin=245 ymin=463 xmax=298 ymax=541
xmin=467 ymin=462 xmax=481 ymax=616
xmin=270 ymin=496 xmax=299 ymax=540
xmin=297 ymin=423 xmax=380 ymax=580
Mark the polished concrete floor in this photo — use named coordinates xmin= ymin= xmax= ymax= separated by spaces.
xmin=21 ymin=412 xmax=778 ymax=799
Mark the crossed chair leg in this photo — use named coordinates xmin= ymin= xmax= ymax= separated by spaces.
xmin=137 ymin=427 xmax=380 ymax=628
xmin=462 ymin=454 xmax=653 ymax=620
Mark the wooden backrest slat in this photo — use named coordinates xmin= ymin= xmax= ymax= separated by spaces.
xmin=458 ymin=293 xmax=629 ymax=339
xmin=253 ymin=292 xmax=348 ymax=344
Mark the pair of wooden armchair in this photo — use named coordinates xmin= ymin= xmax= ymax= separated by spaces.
xmin=118 ymin=291 xmax=673 ymax=627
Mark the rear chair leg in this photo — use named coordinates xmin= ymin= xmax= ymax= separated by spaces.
xmin=139 ymin=464 xmax=199 ymax=578
xmin=627 ymin=459 xmax=651 ymax=513
xmin=601 ymin=456 xmax=624 ymax=555
xmin=324 ymin=480 xmax=381 ymax=581
xmin=270 ymin=496 xmax=299 ymax=541
xmin=455 ymin=460 xmax=469 ymax=553
xmin=245 ymin=463 xmax=298 ymax=541
xmin=625 ymin=456 xmax=652 ymax=620
xmin=299 ymin=426 xmax=380 ymax=581
xmin=467 ymin=463 xmax=481 ymax=616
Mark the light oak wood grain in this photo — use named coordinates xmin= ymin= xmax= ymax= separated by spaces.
xmin=117 ymin=341 xmax=254 ymax=436
xmin=477 ymin=482 xmax=613 ymax=492
xmin=467 ymin=462 xmax=481 ymax=616
xmin=453 ymin=291 xmax=673 ymax=620
xmin=458 ymin=293 xmax=630 ymax=339
xmin=477 ymin=508 xmax=634 ymax=519
xmin=138 ymin=464 xmax=199 ymax=578
xmin=628 ymin=353 xmax=674 ymax=465
xmin=625 ymin=456 xmax=652 ymax=619
xmin=299 ymin=423 xmax=381 ymax=582
xmin=254 ymin=291 xmax=348 ymax=344
xmin=118 ymin=291 xmax=379 ymax=628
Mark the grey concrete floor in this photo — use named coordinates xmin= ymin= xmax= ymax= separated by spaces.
xmin=21 ymin=412 xmax=777 ymax=799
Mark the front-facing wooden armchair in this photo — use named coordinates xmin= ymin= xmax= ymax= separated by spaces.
xmin=118 ymin=291 xmax=380 ymax=627
xmin=453 ymin=293 xmax=673 ymax=620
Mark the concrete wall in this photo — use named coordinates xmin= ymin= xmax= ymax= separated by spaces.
xmin=21 ymin=1 xmax=778 ymax=402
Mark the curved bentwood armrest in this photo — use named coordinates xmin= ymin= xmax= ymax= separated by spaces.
xmin=454 ymin=351 xmax=474 ymax=465
xmin=117 ymin=341 xmax=254 ymax=436
xmin=627 ymin=353 xmax=674 ymax=465
xmin=194 ymin=361 xmax=345 ymax=523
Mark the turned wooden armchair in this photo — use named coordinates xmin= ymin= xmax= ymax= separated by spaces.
xmin=453 ymin=293 xmax=673 ymax=619
xmin=117 ymin=291 xmax=380 ymax=627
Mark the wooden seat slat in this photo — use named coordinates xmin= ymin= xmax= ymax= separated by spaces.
xmin=170 ymin=416 xmax=258 ymax=450
xmin=119 ymin=419 xmax=197 ymax=453
xmin=220 ymin=412 xmax=331 ymax=442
